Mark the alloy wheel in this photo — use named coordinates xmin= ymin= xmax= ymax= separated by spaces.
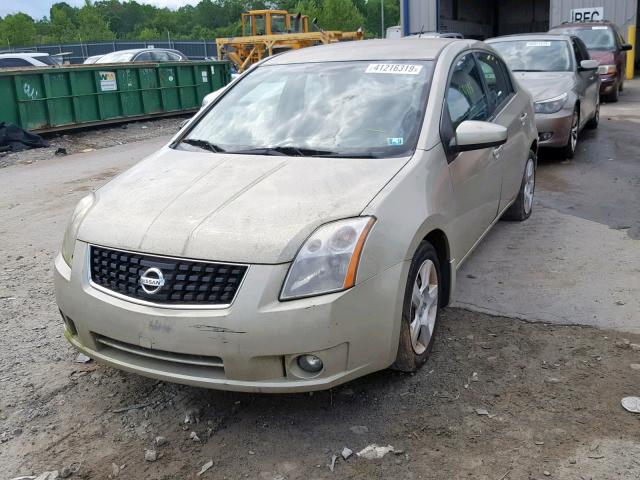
xmin=570 ymin=110 xmax=579 ymax=153
xmin=409 ymin=259 xmax=439 ymax=355
xmin=523 ymin=157 xmax=535 ymax=215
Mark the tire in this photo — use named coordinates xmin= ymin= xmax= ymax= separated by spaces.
xmin=562 ymin=107 xmax=579 ymax=159
xmin=586 ymin=101 xmax=599 ymax=129
xmin=502 ymin=150 xmax=536 ymax=222
xmin=604 ymin=83 xmax=619 ymax=103
xmin=392 ymin=241 xmax=441 ymax=373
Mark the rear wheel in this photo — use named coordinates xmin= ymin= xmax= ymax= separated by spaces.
xmin=502 ymin=150 xmax=536 ymax=222
xmin=562 ymin=107 xmax=579 ymax=159
xmin=392 ymin=241 xmax=441 ymax=372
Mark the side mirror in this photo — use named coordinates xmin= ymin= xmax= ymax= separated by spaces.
xmin=450 ymin=121 xmax=508 ymax=153
xmin=579 ymin=59 xmax=599 ymax=71
xmin=621 ymin=43 xmax=633 ymax=51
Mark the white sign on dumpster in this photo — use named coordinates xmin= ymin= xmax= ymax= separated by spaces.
xmin=571 ymin=7 xmax=604 ymax=22
xmin=99 ymin=71 xmax=117 ymax=91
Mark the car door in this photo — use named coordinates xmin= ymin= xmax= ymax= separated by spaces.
xmin=441 ymin=52 xmax=502 ymax=262
xmin=475 ymin=51 xmax=530 ymax=213
xmin=572 ymin=38 xmax=598 ymax=125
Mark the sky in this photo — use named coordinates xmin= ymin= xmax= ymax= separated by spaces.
xmin=1 ymin=0 xmax=202 ymax=19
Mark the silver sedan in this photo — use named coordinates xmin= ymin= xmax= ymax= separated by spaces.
xmin=487 ymin=34 xmax=600 ymax=158
xmin=54 ymin=39 xmax=537 ymax=392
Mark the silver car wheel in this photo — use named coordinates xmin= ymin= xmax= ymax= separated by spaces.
xmin=570 ymin=110 xmax=579 ymax=153
xmin=523 ymin=157 xmax=535 ymax=214
xmin=409 ymin=259 xmax=439 ymax=355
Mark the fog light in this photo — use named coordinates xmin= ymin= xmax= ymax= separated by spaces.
xmin=539 ymin=132 xmax=553 ymax=142
xmin=297 ymin=354 xmax=323 ymax=373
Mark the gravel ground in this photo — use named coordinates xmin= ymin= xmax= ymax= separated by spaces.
xmin=1 ymin=114 xmax=640 ymax=480
xmin=0 ymin=117 xmax=186 ymax=169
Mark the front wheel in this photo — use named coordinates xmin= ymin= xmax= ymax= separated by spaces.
xmin=502 ymin=150 xmax=536 ymax=222
xmin=562 ymin=107 xmax=579 ymax=159
xmin=392 ymin=241 xmax=441 ymax=372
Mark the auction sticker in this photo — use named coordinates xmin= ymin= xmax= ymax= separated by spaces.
xmin=366 ymin=64 xmax=423 ymax=75
xmin=526 ymin=41 xmax=551 ymax=47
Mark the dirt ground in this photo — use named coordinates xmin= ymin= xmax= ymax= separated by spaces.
xmin=1 ymin=106 xmax=640 ymax=479
xmin=0 ymin=117 xmax=185 ymax=169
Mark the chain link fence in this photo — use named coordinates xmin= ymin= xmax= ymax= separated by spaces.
xmin=2 ymin=40 xmax=218 ymax=64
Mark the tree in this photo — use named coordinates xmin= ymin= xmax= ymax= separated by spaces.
xmin=50 ymin=3 xmax=78 ymax=42
xmin=0 ymin=13 xmax=37 ymax=47
xmin=77 ymin=2 xmax=113 ymax=41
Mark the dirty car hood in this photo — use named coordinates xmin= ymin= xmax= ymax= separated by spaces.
xmin=514 ymin=72 xmax=575 ymax=102
xmin=78 ymin=147 xmax=407 ymax=264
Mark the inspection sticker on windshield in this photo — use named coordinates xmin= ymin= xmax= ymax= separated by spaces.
xmin=366 ymin=64 xmax=423 ymax=75
xmin=387 ymin=137 xmax=404 ymax=146
xmin=526 ymin=41 xmax=551 ymax=47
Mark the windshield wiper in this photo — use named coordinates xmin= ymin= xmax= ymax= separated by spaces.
xmin=181 ymin=138 xmax=226 ymax=153
xmin=227 ymin=146 xmax=335 ymax=157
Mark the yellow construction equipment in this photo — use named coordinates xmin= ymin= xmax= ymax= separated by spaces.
xmin=216 ymin=10 xmax=364 ymax=72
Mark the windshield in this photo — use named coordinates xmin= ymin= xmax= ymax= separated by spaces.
xmin=552 ymin=26 xmax=615 ymax=50
xmin=37 ymin=55 xmax=59 ymax=66
xmin=96 ymin=51 xmax=136 ymax=63
xmin=183 ymin=61 xmax=433 ymax=158
xmin=490 ymin=40 xmax=573 ymax=72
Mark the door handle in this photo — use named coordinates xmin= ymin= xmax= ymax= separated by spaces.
xmin=492 ymin=145 xmax=504 ymax=158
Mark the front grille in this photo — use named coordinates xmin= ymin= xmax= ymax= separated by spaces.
xmin=89 ymin=246 xmax=247 ymax=306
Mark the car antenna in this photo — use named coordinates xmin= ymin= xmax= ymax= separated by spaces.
xmin=419 ymin=25 xmax=425 ymax=37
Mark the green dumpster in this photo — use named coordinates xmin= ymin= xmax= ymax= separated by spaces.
xmin=0 ymin=60 xmax=231 ymax=133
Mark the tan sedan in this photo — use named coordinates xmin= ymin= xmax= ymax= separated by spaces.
xmin=54 ymin=39 xmax=538 ymax=392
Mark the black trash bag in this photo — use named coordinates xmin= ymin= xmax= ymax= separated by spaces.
xmin=0 ymin=122 xmax=49 ymax=152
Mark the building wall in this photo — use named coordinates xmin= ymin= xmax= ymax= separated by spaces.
xmin=550 ymin=0 xmax=637 ymax=33
xmin=401 ymin=0 xmax=438 ymax=35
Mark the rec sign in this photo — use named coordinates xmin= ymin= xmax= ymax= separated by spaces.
xmin=571 ymin=7 xmax=604 ymax=22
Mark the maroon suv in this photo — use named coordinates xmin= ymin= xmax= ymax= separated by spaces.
xmin=549 ymin=21 xmax=632 ymax=102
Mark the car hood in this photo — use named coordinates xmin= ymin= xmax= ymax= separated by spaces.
xmin=78 ymin=147 xmax=408 ymax=264
xmin=588 ymin=50 xmax=614 ymax=65
xmin=513 ymin=72 xmax=575 ymax=102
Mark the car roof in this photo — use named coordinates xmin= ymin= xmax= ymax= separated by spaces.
xmin=486 ymin=33 xmax=572 ymax=43
xmin=263 ymin=38 xmax=462 ymax=65
xmin=0 ymin=52 xmax=51 ymax=59
xmin=550 ymin=21 xmax=614 ymax=29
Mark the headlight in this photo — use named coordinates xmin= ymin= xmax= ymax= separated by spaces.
xmin=597 ymin=64 xmax=617 ymax=75
xmin=280 ymin=217 xmax=376 ymax=300
xmin=61 ymin=193 xmax=95 ymax=266
xmin=534 ymin=92 xmax=568 ymax=114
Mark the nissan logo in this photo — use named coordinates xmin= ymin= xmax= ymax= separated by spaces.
xmin=140 ymin=267 xmax=165 ymax=294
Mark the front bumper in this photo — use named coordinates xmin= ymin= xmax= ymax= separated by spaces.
xmin=54 ymin=242 xmax=408 ymax=392
xmin=535 ymin=109 xmax=574 ymax=148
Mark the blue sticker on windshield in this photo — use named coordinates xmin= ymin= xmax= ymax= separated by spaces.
xmin=388 ymin=137 xmax=404 ymax=146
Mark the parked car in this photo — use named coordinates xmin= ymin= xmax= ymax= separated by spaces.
xmin=487 ymin=34 xmax=599 ymax=158
xmin=549 ymin=21 xmax=632 ymax=102
xmin=94 ymin=48 xmax=188 ymax=64
xmin=0 ymin=53 xmax=59 ymax=69
xmin=83 ymin=54 xmax=103 ymax=64
xmin=54 ymin=39 xmax=537 ymax=392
